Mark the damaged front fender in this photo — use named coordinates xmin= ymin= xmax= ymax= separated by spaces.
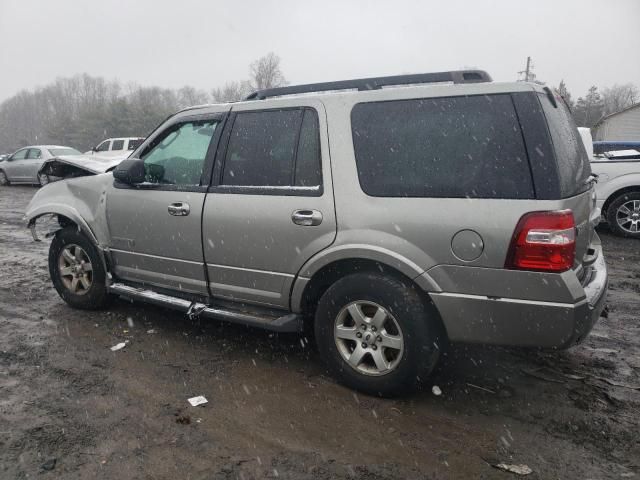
xmin=25 ymin=173 xmax=114 ymax=248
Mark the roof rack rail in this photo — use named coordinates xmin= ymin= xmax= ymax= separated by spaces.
xmin=245 ymin=70 xmax=492 ymax=100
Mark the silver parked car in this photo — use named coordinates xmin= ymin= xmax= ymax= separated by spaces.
xmin=25 ymin=70 xmax=608 ymax=395
xmin=0 ymin=145 xmax=82 ymax=186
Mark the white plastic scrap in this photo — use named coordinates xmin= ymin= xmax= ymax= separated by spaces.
xmin=493 ymin=464 xmax=533 ymax=476
xmin=188 ymin=395 xmax=208 ymax=407
xmin=110 ymin=341 xmax=128 ymax=352
xmin=432 ymin=385 xmax=442 ymax=396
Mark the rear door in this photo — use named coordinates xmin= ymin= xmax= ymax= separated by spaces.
xmin=24 ymin=148 xmax=43 ymax=181
xmin=202 ymin=100 xmax=336 ymax=308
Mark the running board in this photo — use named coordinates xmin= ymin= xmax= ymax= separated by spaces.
xmin=108 ymin=283 xmax=302 ymax=333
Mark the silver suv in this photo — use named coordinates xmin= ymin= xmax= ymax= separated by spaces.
xmin=25 ymin=70 xmax=608 ymax=396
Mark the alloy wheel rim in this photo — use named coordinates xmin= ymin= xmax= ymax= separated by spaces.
xmin=58 ymin=244 xmax=93 ymax=295
xmin=334 ymin=300 xmax=404 ymax=376
xmin=616 ymin=200 xmax=640 ymax=233
xmin=0 ymin=171 xmax=6 ymax=184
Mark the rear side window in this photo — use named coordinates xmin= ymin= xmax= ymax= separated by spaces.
xmin=222 ymin=108 xmax=322 ymax=188
xmin=27 ymin=148 xmax=42 ymax=159
xmin=128 ymin=138 xmax=143 ymax=150
xmin=538 ymin=93 xmax=591 ymax=197
xmin=351 ymin=94 xmax=533 ymax=198
xmin=112 ymin=139 xmax=125 ymax=150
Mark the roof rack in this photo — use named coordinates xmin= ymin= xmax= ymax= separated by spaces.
xmin=245 ymin=70 xmax=492 ymax=100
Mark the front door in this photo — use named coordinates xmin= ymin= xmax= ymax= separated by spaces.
xmin=202 ymin=100 xmax=336 ymax=308
xmin=106 ymin=110 xmax=228 ymax=295
xmin=4 ymin=148 xmax=29 ymax=181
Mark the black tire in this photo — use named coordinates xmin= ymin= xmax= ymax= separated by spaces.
xmin=49 ymin=226 xmax=112 ymax=310
xmin=314 ymin=272 xmax=443 ymax=396
xmin=606 ymin=191 xmax=640 ymax=238
xmin=0 ymin=169 xmax=9 ymax=186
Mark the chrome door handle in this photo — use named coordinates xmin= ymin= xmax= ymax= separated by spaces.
xmin=168 ymin=202 xmax=190 ymax=216
xmin=292 ymin=209 xmax=322 ymax=226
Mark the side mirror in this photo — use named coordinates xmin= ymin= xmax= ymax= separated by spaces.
xmin=113 ymin=158 xmax=145 ymax=184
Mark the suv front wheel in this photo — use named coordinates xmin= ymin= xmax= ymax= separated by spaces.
xmin=49 ymin=226 xmax=111 ymax=309
xmin=314 ymin=272 xmax=442 ymax=396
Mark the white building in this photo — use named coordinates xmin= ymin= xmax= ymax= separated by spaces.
xmin=593 ymin=103 xmax=640 ymax=141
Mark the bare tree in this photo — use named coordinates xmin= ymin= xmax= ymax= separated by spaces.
xmin=211 ymin=81 xmax=252 ymax=103
xmin=601 ymin=83 xmax=639 ymax=116
xmin=177 ymin=86 xmax=210 ymax=108
xmin=249 ymin=52 xmax=287 ymax=90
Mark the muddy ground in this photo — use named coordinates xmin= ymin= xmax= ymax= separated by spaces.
xmin=0 ymin=185 xmax=638 ymax=480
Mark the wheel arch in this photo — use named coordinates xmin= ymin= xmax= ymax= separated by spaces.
xmin=602 ymin=185 xmax=640 ymax=216
xmin=27 ymin=208 xmax=99 ymax=246
xmin=290 ymin=249 xmax=442 ymax=318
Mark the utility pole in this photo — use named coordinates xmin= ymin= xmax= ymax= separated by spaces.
xmin=518 ymin=56 xmax=534 ymax=82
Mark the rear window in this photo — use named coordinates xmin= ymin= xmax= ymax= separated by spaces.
xmin=538 ymin=93 xmax=591 ymax=197
xmin=128 ymin=139 xmax=143 ymax=150
xmin=48 ymin=148 xmax=81 ymax=156
xmin=351 ymin=94 xmax=533 ymax=198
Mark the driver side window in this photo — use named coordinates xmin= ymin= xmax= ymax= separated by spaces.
xmin=141 ymin=120 xmax=218 ymax=186
xmin=96 ymin=140 xmax=111 ymax=152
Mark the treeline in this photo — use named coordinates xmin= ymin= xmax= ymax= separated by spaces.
xmin=557 ymin=80 xmax=638 ymax=128
xmin=0 ymin=53 xmax=286 ymax=154
xmin=2 ymin=55 xmax=637 ymax=154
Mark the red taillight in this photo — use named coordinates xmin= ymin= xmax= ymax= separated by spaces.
xmin=505 ymin=210 xmax=576 ymax=272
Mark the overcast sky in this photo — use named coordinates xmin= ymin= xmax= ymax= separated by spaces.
xmin=1 ymin=0 xmax=639 ymax=103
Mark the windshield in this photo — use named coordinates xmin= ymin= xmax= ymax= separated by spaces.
xmin=48 ymin=147 xmax=81 ymax=156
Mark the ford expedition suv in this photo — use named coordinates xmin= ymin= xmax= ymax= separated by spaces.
xmin=25 ymin=70 xmax=608 ymax=396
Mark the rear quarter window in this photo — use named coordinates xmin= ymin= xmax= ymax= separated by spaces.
xmin=538 ymin=93 xmax=591 ymax=197
xmin=351 ymin=94 xmax=534 ymax=199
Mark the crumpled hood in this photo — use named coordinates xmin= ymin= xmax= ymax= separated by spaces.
xmin=41 ymin=153 xmax=129 ymax=176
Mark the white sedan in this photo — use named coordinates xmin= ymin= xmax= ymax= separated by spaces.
xmin=0 ymin=145 xmax=82 ymax=186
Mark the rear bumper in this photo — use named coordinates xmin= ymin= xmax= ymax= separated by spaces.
xmin=429 ymin=246 xmax=608 ymax=349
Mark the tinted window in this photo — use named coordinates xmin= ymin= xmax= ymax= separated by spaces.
xmin=223 ymin=110 xmax=302 ymax=186
xmin=112 ymin=139 xmax=125 ymax=150
xmin=128 ymin=139 xmax=143 ymax=150
xmin=538 ymin=93 xmax=591 ymax=197
xmin=96 ymin=140 xmax=110 ymax=152
xmin=294 ymin=109 xmax=321 ymax=186
xmin=351 ymin=95 xmax=533 ymax=198
xmin=26 ymin=148 xmax=42 ymax=159
xmin=141 ymin=120 xmax=218 ymax=185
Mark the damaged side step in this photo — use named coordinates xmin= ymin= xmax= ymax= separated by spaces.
xmin=108 ymin=283 xmax=302 ymax=333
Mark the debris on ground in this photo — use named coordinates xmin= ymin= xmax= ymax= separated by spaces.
xmin=466 ymin=382 xmax=496 ymax=394
xmin=492 ymin=463 xmax=533 ymax=475
xmin=432 ymin=385 xmax=442 ymax=396
xmin=110 ymin=341 xmax=128 ymax=352
xmin=175 ymin=415 xmax=191 ymax=425
xmin=41 ymin=458 xmax=56 ymax=471
xmin=188 ymin=395 xmax=208 ymax=407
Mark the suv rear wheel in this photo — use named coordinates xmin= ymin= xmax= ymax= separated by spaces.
xmin=314 ymin=272 xmax=442 ymax=396
xmin=49 ymin=226 xmax=111 ymax=309
xmin=606 ymin=191 xmax=640 ymax=238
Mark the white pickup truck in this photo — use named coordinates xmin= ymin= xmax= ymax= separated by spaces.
xmin=579 ymin=128 xmax=640 ymax=237
xmin=85 ymin=137 xmax=144 ymax=157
